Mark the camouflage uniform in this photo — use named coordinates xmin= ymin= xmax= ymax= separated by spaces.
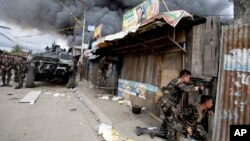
xmin=1 ymin=56 xmax=13 ymax=86
xmin=15 ymin=59 xmax=28 ymax=89
xmin=0 ymin=55 xmax=2 ymax=77
xmin=158 ymin=78 xmax=195 ymax=141
xmin=179 ymin=104 xmax=209 ymax=141
xmin=13 ymin=57 xmax=19 ymax=82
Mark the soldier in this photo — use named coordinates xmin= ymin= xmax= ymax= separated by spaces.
xmin=13 ymin=56 xmax=19 ymax=82
xmin=157 ymin=69 xmax=201 ymax=140
xmin=178 ymin=95 xmax=213 ymax=141
xmin=1 ymin=53 xmax=13 ymax=87
xmin=0 ymin=54 xmax=2 ymax=79
xmin=136 ymin=70 xmax=202 ymax=140
xmin=15 ymin=56 xmax=28 ymax=89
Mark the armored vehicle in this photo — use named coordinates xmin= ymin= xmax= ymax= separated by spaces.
xmin=26 ymin=42 xmax=76 ymax=88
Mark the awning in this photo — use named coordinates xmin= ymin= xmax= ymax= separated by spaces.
xmin=95 ymin=10 xmax=193 ymax=48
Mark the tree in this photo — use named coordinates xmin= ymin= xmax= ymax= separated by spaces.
xmin=11 ymin=45 xmax=22 ymax=56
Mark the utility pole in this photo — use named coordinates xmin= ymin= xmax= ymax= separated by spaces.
xmin=78 ymin=0 xmax=87 ymax=81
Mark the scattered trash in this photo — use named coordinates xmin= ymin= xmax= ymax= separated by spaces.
xmin=67 ymin=96 xmax=71 ymax=99
xmin=7 ymin=93 xmax=13 ymax=96
xmin=97 ymin=123 xmax=112 ymax=141
xmin=19 ymin=91 xmax=42 ymax=104
xmin=111 ymin=96 xmax=123 ymax=101
xmin=97 ymin=123 xmax=135 ymax=141
xmin=98 ymin=95 xmax=110 ymax=100
xmin=44 ymin=92 xmax=52 ymax=95
xmin=70 ymin=108 xmax=77 ymax=111
xmin=118 ymin=100 xmax=132 ymax=108
xmin=53 ymin=93 xmax=61 ymax=97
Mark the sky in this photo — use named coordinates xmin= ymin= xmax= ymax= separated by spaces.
xmin=0 ymin=21 xmax=69 ymax=53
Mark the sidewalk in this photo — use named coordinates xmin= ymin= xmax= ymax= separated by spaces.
xmin=77 ymin=81 xmax=164 ymax=141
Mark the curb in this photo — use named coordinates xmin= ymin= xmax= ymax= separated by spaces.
xmin=78 ymin=84 xmax=113 ymax=126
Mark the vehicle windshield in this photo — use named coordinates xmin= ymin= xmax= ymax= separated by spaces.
xmin=60 ymin=53 xmax=72 ymax=60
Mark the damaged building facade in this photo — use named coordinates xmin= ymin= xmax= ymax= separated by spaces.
xmin=80 ymin=1 xmax=250 ymax=140
xmin=82 ymin=7 xmax=221 ymax=138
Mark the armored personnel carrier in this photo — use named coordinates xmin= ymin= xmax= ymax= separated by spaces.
xmin=26 ymin=42 xmax=76 ymax=88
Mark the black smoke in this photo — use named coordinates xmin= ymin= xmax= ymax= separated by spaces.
xmin=0 ymin=0 xmax=233 ymax=47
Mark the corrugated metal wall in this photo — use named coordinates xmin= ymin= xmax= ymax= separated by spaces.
xmin=213 ymin=24 xmax=250 ymax=141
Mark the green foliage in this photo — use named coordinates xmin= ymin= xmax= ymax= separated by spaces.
xmin=11 ymin=45 xmax=22 ymax=56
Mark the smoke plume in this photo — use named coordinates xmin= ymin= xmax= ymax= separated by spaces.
xmin=0 ymin=0 xmax=233 ymax=47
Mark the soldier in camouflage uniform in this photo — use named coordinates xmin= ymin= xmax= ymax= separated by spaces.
xmin=0 ymin=55 xmax=3 ymax=76
xmin=178 ymin=95 xmax=213 ymax=141
xmin=13 ymin=56 xmax=19 ymax=82
xmin=15 ymin=56 xmax=28 ymax=89
xmin=1 ymin=53 xmax=13 ymax=87
xmin=157 ymin=70 xmax=201 ymax=140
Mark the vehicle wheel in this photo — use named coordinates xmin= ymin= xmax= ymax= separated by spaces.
xmin=25 ymin=65 xmax=35 ymax=88
xmin=66 ymin=71 xmax=76 ymax=88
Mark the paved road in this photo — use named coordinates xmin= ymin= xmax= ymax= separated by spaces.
xmin=0 ymin=81 xmax=100 ymax=141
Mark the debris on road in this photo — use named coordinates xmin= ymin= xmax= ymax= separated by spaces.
xmin=98 ymin=95 xmax=110 ymax=100
xmin=111 ymin=96 xmax=123 ymax=101
xmin=7 ymin=93 xmax=13 ymax=96
xmin=70 ymin=108 xmax=77 ymax=111
xmin=97 ymin=123 xmax=113 ymax=141
xmin=53 ymin=93 xmax=61 ymax=97
xmin=19 ymin=91 xmax=42 ymax=104
xmin=118 ymin=100 xmax=132 ymax=107
xmin=97 ymin=123 xmax=135 ymax=141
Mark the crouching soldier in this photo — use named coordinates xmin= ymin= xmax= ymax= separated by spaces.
xmin=178 ymin=95 xmax=214 ymax=141
xmin=15 ymin=56 xmax=28 ymax=89
xmin=136 ymin=70 xmax=201 ymax=140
